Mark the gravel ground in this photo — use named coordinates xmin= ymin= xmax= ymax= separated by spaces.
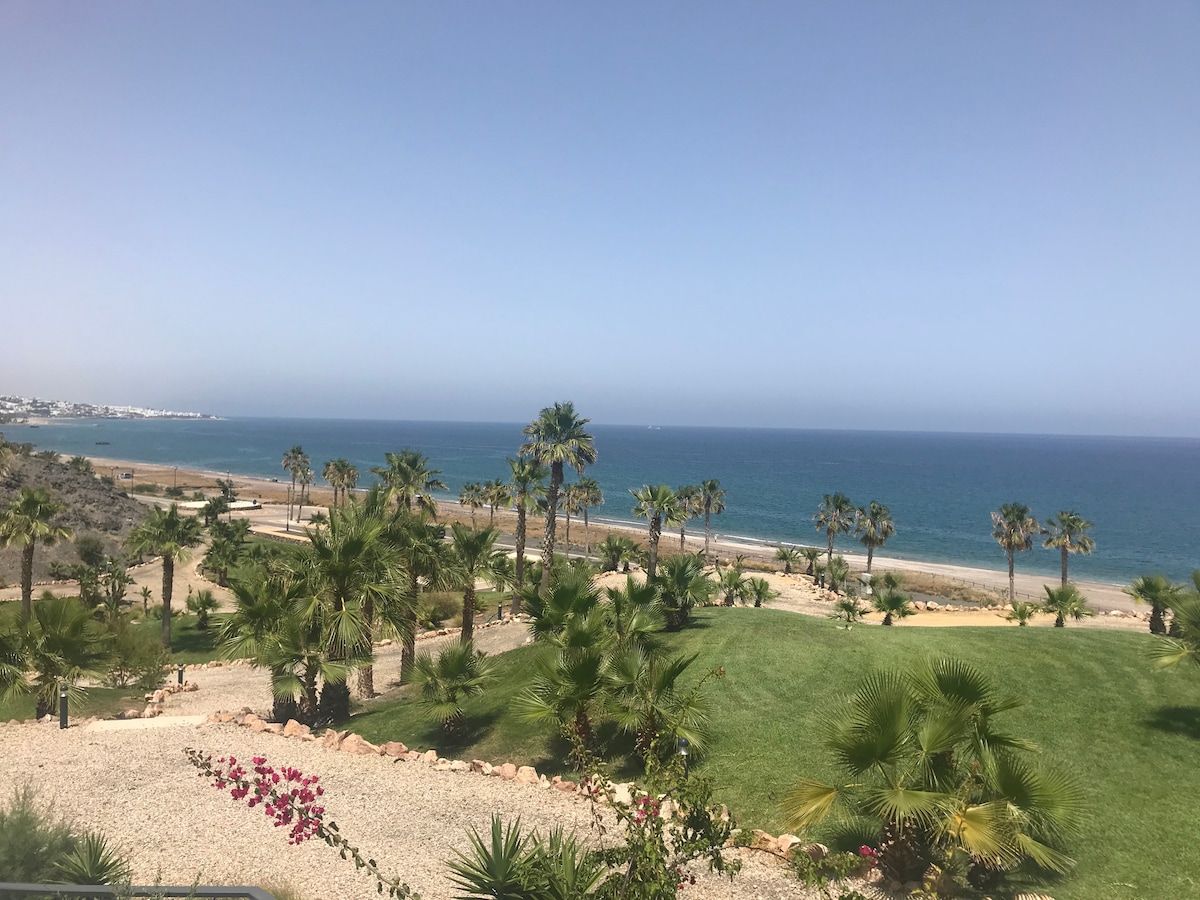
xmin=0 ymin=619 xmax=884 ymax=900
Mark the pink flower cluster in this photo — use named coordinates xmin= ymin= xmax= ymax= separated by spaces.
xmin=632 ymin=794 xmax=661 ymax=825
xmin=858 ymin=845 xmax=880 ymax=868
xmin=204 ymin=754 xmax=326 ymax=845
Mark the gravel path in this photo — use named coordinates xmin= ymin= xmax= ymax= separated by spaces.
xmin=0 ymin=623 xmax=882 ymax=900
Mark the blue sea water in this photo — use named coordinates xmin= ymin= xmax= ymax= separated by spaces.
xmin=6 ymin=417 xmax=1200 ymax=584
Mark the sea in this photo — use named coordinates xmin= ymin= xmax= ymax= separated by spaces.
xmin=5 ymin=418 xmax=1199 ymax=585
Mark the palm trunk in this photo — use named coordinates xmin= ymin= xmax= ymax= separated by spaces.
xmin=564 ymin=511 xmax=571 ymax=559
xmin=161 ymin=556 xmax=174 ymax=647
xmin=318 ymin=680 xmax=350 ymax=723
xmin=647 ymin=514 xmax=662 ymax=580
xmin=1149 ymin=606 xmax=1166 ymax=635
xmin=679 ymin=523 xmax=686 ymax=551
xmin=1061 ymin=547 xmax=1069 ymax=586
xmin=488 ymin=506 xmax=494 ymax=528
xmin=400 ymin=570 xmax=419 ymax=684
xmin=461 ymin=582 xmax=476 ymax=643
xmin=583 ymin=507 xmax=590 ymax=559
xmin=883 ymin=613 xmax=894 ymax=625
xmin=300 ymin=665 xmax=320 ymax=725
xmin=1007 ymin=550 xmax=1016 ymax=603
xmin=356 ymin=595 xmax=375 ymax=698
xmin=512 ymin=499 xmax=527 ymax=616
xmin=298 ymin=491 xmax=305 ymax=526
xmin=20 ymin=542 xmax=34 ymax=618
xmin=539 ymin=463 xmax=562 ymax=594
xmin=866 ymin=546 xmax=875 ymax=574
xmin=827 ymin=533 xmax=834 ymax=566
xmin=287 ymin=477 xmax=296 ymax=531
xmin=704 ymin=510 xmax=712 ymax=563
xmin=1054 ymin=613 xmax=1065 ymax=628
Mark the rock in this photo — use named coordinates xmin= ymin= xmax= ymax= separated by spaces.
xmin=470 ymin=759 xmax=488 ymax=773
xmin=340 ymin=733 xmax=380 ymax=755
xmin=183 ymin=682 xmax=199 ymax=692
xmin=283 ymin=720 xmax=311 ymax=738
xmin=750 ymin=830 xmax=779 ymax=852
xmin=515 ymin=765 xmax=540 ymax=785
xmin=421 ymin=749 xmax=439 ymax=764
xmin=404 ymin=750 xmax=421 ymax=762
xmin=215 ymin=712 xmax=236 ymax=724
xmin=321 ymin=729 xmax=348 ymax=750
xmin=264 ymin=723 xmax=284 ymax=734
xmin=926 ymin=601 xmax=940 ymax=610
xmin=433 ymin=761 xmax=453 ymax=772
xmin=611 ymin=782 xmax=633 ymax=806
xmin=913 ymin=600 xmax=927 ymax=610
xmin=800 ymin=842 xmax=828 ymax=862
xmin=124 ymin=709 xmax=142 ymax=720
xmin=498 ymin=763 xmax=518 ymax=780
xmin=449 ymin=760 xmax=470 ymax=773
xmin=553 ymin=779 xmax=576 ymax=793
xmin=140 ymin=706 xmax=158 ymax=719
xmin=381 ymin=741 xmax=408 ymax=757
xmin=776 ymin=834 xmax=802 ymax=854
xmin=248 ymin=718 xmax=270 ymax=733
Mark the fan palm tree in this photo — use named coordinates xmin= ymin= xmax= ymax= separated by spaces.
xmin=412 ymin=641 xmax=497 ymax=733
xmin=872 ymin=587 xmax=915 ymax=625
xmin=458 ymin=482 xmax=485 ymax=528
xmin=281 ymin=445 xmax=308 ymax=532
xmin=699 ymin=480 xmax=726 ymax=564
xmin=506 ymin=456 xmax=547 ymax=613
xmin=1151 ymin=571 xmax=1200 ymax=671
xmin=521 ymin=402 xmax=597 ymax=594
xmin=673 ymin=485 xmax=701 ymax=551
xmin=798 ymin=546 xmax=822 ymax=577
xmin=782 ymin=658 xmax=1083 ymax=884
xmin=813 ymin=492 xmax=855 ymax=566
xmin=631 ymin=484 xmax=682 ymax=580
xmin=1041 ymin=583 xmax=1093 ymax=628
xmin=574 ymin=477 xmax=603 ymax=560
xmin=0 ymin=487 xmax=73 ymax=618
xmin=322 ymin=459 xmax=342 ymax=507
xmin=1124 ymin=574 xmax=1183 ymax=635
xmin=602 ymin=575 xmax=665 ymax=653
xmin=829 ymin=597 xmax=867 ymax=627
xmin=596 ymin=534 xmax=635 ymax=574
xmin=450 ymin=524 xmax=508 ymax=644
xmin=483 ymin=478 xmax=510 ymax=528
xmin=825 ymin=555 xmax=850 ymax=593
xmin=186 ymin=588 xmax=219 ymax=629
xmin=604 ymin=647 xmax=710 ymax=761
xmin=718 ymin=565 xmax=748 ymax=607
xmin=745 ymin=576 xmax=778 ymax=608
xmin=774 ymin=546 xmax=802 ymax=575
xmin=991 ymin=503 xmax=1040 ymax=603
xmin=2 ymin=595 xmax=112 ymax=718
xmin=855 ymin=501 xmax=895 ymax=575
xmin=561 ymin=482 xmax=580 ymax=559
xmin=371 ymin=448 xmax=447 ymax=518
xmin=653 ymin=553 xmax=714 ymax=629
xmin=297 ymin=467 xmax=314 ymax=522
xmin=125 ymin=504 xmax=204 ymax=646
xmin=1042 ymin=511 xmax=1096 ymax=586
xmin=1006 ymin=601 xmax=1041 ymax=626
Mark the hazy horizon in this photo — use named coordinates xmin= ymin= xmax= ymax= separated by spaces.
xmin=3 ymin=3 xmax=1198 ymax=437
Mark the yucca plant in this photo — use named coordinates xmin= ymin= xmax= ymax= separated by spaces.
xmin=412 ymin=641 xmax=497 ymax=733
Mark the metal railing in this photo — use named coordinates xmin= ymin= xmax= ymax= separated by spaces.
xmin=0 ymin=886 xmax=276 ymax=900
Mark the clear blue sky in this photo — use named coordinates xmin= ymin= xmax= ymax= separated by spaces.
xmin=2 ymin=2 xmax=1198 ymax=436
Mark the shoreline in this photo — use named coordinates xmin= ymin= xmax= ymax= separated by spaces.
xmin=85 ymin=454 xmax=1142 ymax=614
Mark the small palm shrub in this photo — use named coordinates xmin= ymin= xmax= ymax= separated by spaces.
xmin=0 ymin=786 xmax=130 ymax=884
xmin=829 ymin=597 xmax=867 ymax=627
xmin=745 ymin=577 xmax=778 ymax=608
xmin=186 ymin=588 xmax=219 ymax=629
xmin=871 ymin=587 xmax=915 ymax=626
xmin=412 ymin=641 xmax=497 ymax=732
xmin=1041 ymin=583 xmax=1094 ymax=627
xmin=826 ymin=555 xmax=850 ymax=593
xmin=1006 ymin=601 xmax=1041 ymax=626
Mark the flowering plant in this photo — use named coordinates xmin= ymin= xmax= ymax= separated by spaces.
xmin=184 ymin=747 xmax=418 ymax=899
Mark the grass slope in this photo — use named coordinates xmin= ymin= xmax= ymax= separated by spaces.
xmin=349 ymin=608 xmax=1200 ymax=900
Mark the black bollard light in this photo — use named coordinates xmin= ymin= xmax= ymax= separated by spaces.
xmin=177 ymin=663 xmax=185 ymax=685
xmin=676 ymin=736 xmax=689 ymax=777
xmin=59 ymin=684 xmax=68 ymax=729
xmin=497 ymin=602 xmax=503 ymax=622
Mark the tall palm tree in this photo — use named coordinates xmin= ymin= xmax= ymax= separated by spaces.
xmin=1124 ymin=574 xmax=1182 ymax=635
xmin=483 ymin=478 xmax=510 ymax=528
xmin=125 ymin=504 xmax=203 ymax=646
xmin=281 ymin=446 xmax=308 ymax=532
xmin=383 ymin=504 xmax=456 ymax=684
xmin=297 ymin=467 xmax=314 ymax=523
xmin=339 ymin=460 xmax=360 ymax=502
xmin=574 ymin=477 xmax=603 ymax=560
xmin=855 ymin=501 xmax=895 ymax=575
xmin=813 ymin=493 xmax=855 ymax=565
xmin=371 ymin=448 xmax=447 ymax=518
xmin=631 ymin=484 xmax=682 ymax=580
xmin=1042 ymin=511 xmax=1096 ymax=586
xmin=560 ymin=483 xmax=580 ymax=559
xmin=1151 ymin=571 xmax=1200 ymax=671
xmin=450 ymin=524 xmax=507 ymax=644
xmin=322 ymin=459 xmax=340 ymax=507
xmin=458 ymin=482 xmax=485 ymax=528
xmin=674 ymin=485 xmax=701 ymax=551
xmin=699 ymin=480 xmax=726 ymax=564
xmin=992 ymin=503 xmax=1040 ymax=603
xmin=0 ymin=487 xmax=73 ymax=617
xmin=1041 ymin=583 xmax=1093 ymax=627
xmin=521 ymin=402 xmax=597 ymax=594
xmin=506 ymin=456 xmax=547 ymax=614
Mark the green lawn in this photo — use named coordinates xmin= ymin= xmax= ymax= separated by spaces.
xmin=347 ymin=607 xmax=1200 ymax=900
xmin=0 ymin=685 xmax=146 ymax=722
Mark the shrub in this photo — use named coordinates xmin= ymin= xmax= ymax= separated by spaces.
xmin=105 ymin=617 xmax=171 ymax=690
xmin=417 ymin=591 xmax=462 ymax=630
xmin=131 ymin=483 xmax=161 ymax=495
xmin=164 ymin=485 xmax=185 ymax=498
xmin=0 ymin=786 xmax=130 ymax=885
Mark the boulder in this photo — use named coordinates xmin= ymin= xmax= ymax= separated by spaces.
xmin=263 ymin=723 xmax=284 ymax=735
xmin=340 ymin=733 xmax=381 ymax=755
xmin=248 ymin=718 xmax=270 ymax=733
xmin=183 ymin=682 xmax=199 ymax=692
xmin=421 ymin=749 xmax=439 ymax=764
xmin=404 ymin=750 xmax=421 ymax=762
xmin=283 ymin=720 xmax=311 ymax=738
xmin=776 ymin=834 xmax=802 ymax=855
xmin=449 ymin=760 xmax=470 ymax=773
xmin=381 ymin=741 xmax=408 ymax=757
xmin=553 ymin=779 xmax=576 ymax=793
xmin=470 ymin=759 xmax=488 ymax=773
xmin=498 ymin=763 xmax=518 ymax=780
xmin=515 ymin=765 xmax=540 ymax=785
xmin=215 ymin=712 xmax=236 ymax=724
xmin=610 ymin=782 xmax=633 ymax=807
xmin=800 ymin=842 xmax=829 ymax=862
xmin=750 ymin=830 xmax=779 ymax=853
xmin=321 ymin=729 xmax=348 ymax=750
xmin=926 ymin=601 xmax=940 ymax=610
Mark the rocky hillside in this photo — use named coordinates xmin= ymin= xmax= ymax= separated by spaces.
xmin=0 ymin=454 xmax=149 ymax=587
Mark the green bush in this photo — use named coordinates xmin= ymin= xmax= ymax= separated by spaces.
xmin=418 ymin=591 xmax=462 ymax=630
xmin=131 ymin=483 xmax=161 ymax=495
xmin=105 ymin=618 xmax=171 ymax=690
xmin=0 ymin=786 xmax=130 ymax=884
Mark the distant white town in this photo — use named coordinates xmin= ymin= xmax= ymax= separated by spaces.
xmin=0 ymin=394 xmax=216 ymax=422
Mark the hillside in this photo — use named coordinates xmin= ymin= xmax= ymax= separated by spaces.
xmin=0 ymin=452 xmax=148 ymax=586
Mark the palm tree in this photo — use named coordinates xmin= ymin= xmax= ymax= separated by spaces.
xmin=825 ymin=555 xmax=850 ymax=593
xmin=1125 ymin=574 xmax=1183 ymax=635
xmin=1006 ymin=601 xmax=1041 ymax=626
xmin=2 ymin=595 xmax=111 ymax=719
xmin=561 ymin=482 xmax=580 ymax=559
xmin=813 ymin=492 xmax=855 ymax=566
xmin=872 ymin=587 xmax=915 ymax=625
xmin=604 ymin=647 xmax=709 ymax=761
xmin=699 ymin=480 xmax=726 ymax=564
xmin=991 ymin=502 xmax=1040 ymax=603
xmin=829 ymin=597 xmax=867 ymax=627
xmin=1041 ymin=583 xmax=1093 ymax=627
xmin=297 ymin=467 xmax=314 ymax=522
xmin=596 ymin=534 xmax=636 ymax=574
xmin=383 ymin=505 xmax=456 ymax=684
xmin=483 ymin=478 xmax=510 ymax=529
xmin=450 ymin=524 xmax=508 ymax=644
xmin=186 ymin=588 xmax=219 ymax=629
xmin=630 ymin=484 xmax=682 ymax=580
xmin=1151 ymin=571 xmax=1200 ymax=671
xmin=1042 ymin=511 xmax=1096 ymax=586
xmin=371 ymin=448 xmax=447 ymax=518
xmin=125 ymin=504 xmax=204 ymax=646
xmin=339 ymin=460 xmax=360 ymax=502
xmin=322 ymin=459 xmax=341 ymax=507
xmin=574 ymin=477 xmax=603 ymax=560
xmin=458 ymin=482 xmax=485 ymax=528
xmin=506 ymin=456 xmax=547 ymax=615
xmin=602 ymin=576 xmax=664 ymax=652
xmin=783 ymin=658 xmax=1083 ymax=884
xmin=798 ymin=546 xmax=822 ymax=577
xmin=281 ymin=446 xmax=308 ymax=532
xmin=521 ymin=402 xmax=597 ymax=594
xmin=855 ymin=501 xmax=895 ymax=575
xmin=674 ymin=485 xmax=701 ymax=551
xmin=0 ymin=487 xmax=73 ymax=617
xmin=718 ymin=565 xmax=748 ymax=607
xmin=745 ymin=577 xmax=778 ymax=608
xmin=774 ymin=546 xmax=802 ymax=575
xmin=412 ymin=641 xmax=497 ymax=733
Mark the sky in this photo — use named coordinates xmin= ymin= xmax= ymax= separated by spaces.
xmin=2 ymin=2 xmax=1198 ymax=436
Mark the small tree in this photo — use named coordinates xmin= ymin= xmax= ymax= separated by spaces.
xmin=1041 ymin=583 xmax=1093 ymax=628
xmin=412 ymin=642 xmax=497 ymax=733
xmin=187 ymin=588 xmax=219 ymax=629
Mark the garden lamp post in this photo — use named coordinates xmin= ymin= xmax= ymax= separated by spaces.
xmin=676 ymin=736 xmax=689 ymax=777
xmin=177 ymin=663 xmax=185 ymax=685
xmin=58 ymin=684 xmax=68 ymax=729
